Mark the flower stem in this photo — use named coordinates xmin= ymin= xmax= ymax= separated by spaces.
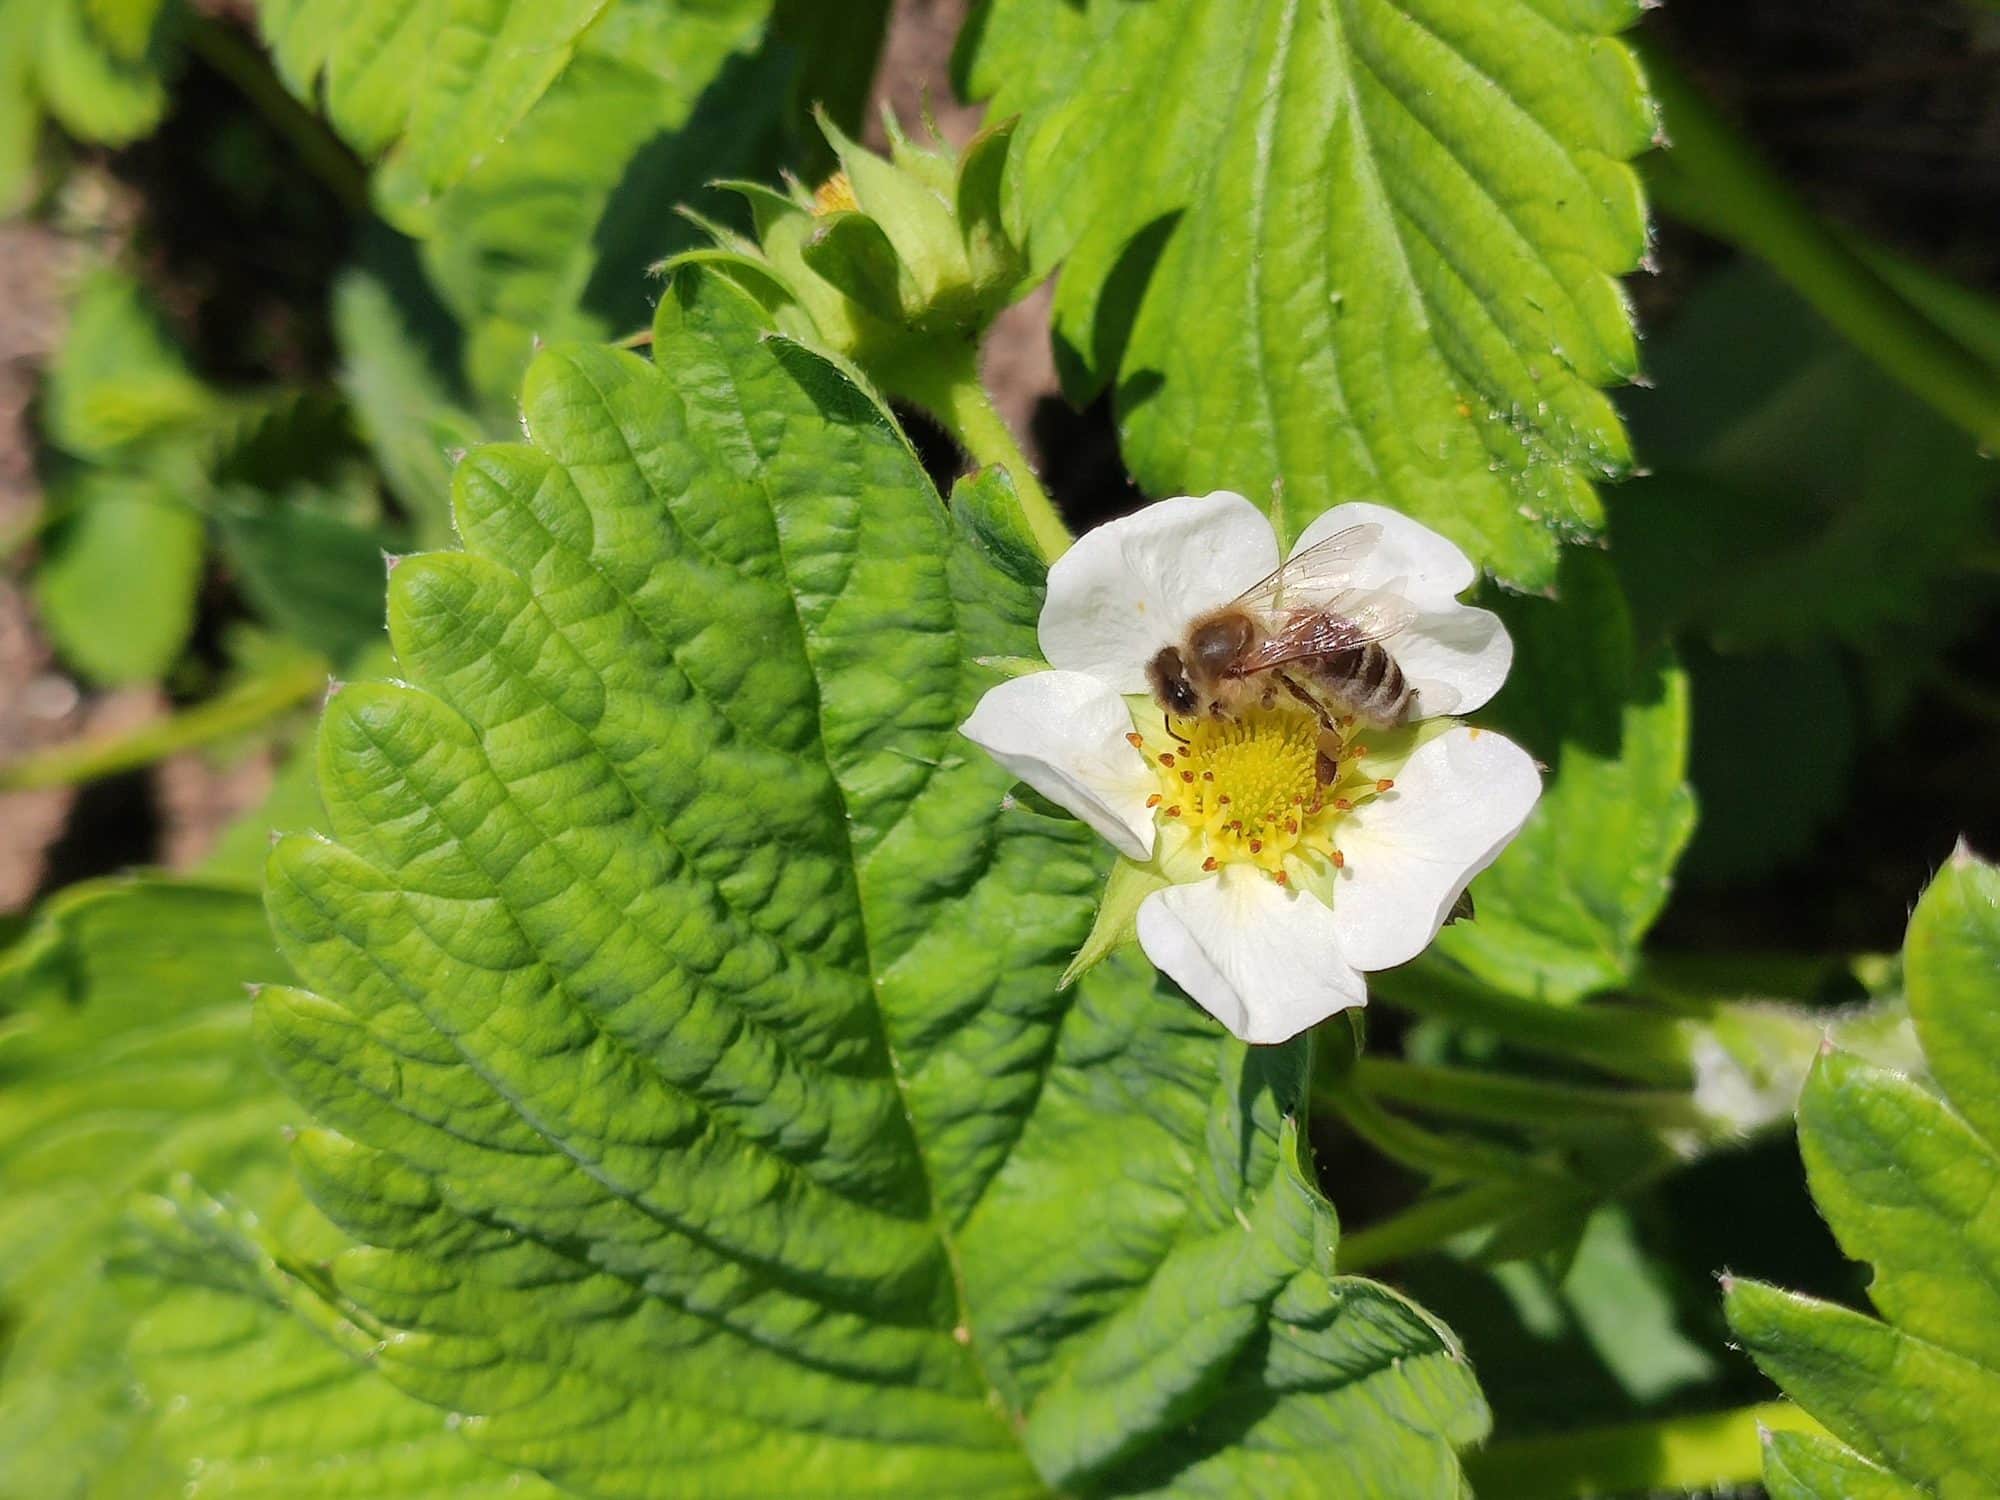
xmin=1366 ymin=962 xmax=1696 ymax=1088
xmin=0 ymin=656 xmax=328 ymax=792
xmin=183 ymin=16 xmax=370 ymax=219
xmin=1350 ymin=1058 xmax=1712 ymax=1139
xmin=1462 ymin=1400 xmax=1826 ymax=1498
xmin=887 ymin=344 xmax=1072 ymax=564
xmin=1316 ymin=1068 xmax=1554 ymax=1185
xmin=1335 ymin=1180 xmax=1530 ymax=1275
xmin=1640 ymin=40 xmax=2000 ymax=451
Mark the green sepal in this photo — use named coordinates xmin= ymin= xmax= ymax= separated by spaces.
xmin=955 ymin=115 xmax=1024 ymax=292
xmin=801 ymin=210 xmax=911 ymax=325
xmin=1061 ymin=856 xmax=1169 ymax=989
xmin=816 ymin=105 xmax=965 ymax=305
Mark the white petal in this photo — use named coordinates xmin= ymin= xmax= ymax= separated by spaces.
xmin=1330 ymin=725 xmax=1541 ymax=972
xmin=1136 ymin=870 xmax=1367 ymax=1044
xmin=1396 ymin=603 xmax=1514 ymax=716
xmin=1292 ymin=500 xmax=1476 ymax=610
xmin=1039 ymin=492 xmax=1279 ymax=693
xmin=960 ymin=671 xmax=1156 ymax=859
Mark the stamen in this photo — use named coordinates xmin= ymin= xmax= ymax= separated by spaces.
xmin=1376 ymin=778 xmax=1395 ymax=793
xmin=1332 ymin=849 xmax=1345 ymax=869
xmin=1136 ymin=702 xmax=1379 ymax=878
xmin=1126 ymin=732 xmax=1144 ymax=748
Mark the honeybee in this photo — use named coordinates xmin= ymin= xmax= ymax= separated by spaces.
xmin=1145 ymin=523 xmax=1418 ymax=782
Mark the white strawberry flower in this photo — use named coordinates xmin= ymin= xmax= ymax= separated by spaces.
xmin=961 ymin=491 xmax=1540 ymax=1044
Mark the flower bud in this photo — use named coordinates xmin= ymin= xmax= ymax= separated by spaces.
xmin=666 ymin=107 xmax=1028 ymax=378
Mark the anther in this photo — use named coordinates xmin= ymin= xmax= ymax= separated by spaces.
xmin=1273 ymin=870 xmax=1290 ymax=886
xmin=1376 ymin=778 xmax=1395 ymax=792
xmin=1126 ymin=732 xmax=1144 ymax=748
xmin=1249 ymin=838 xmax=1263 ymax=854
xmin=1159 ymin=752 xmax=1176 ymax=766
xmin=1145 ymin=793 xmax=1162 ymax=808
xmin=1349 ymin=744 xmax=1368 ymax=758
xmin=1202 ymin=770 xmax=1215 ymax=780
xmin=1181 ymin=769 xmax=1195 ymax=783
xmin=1217 ymin=794 xmax=1231 ymax=805
xmin=1165 ymin=805 xmax=1181 ymax=818
xmin=1334 ymin=798 xmax=1353 ymax=811
xmin=1202 ymin=856 xmax=1218 ymax=872
xmin=1285 ymin=818 xmax=1298 ymax=833
xmin=1332 ymin=849 xmax=1345 ymax=869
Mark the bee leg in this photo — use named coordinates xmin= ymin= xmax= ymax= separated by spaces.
xmin=1162 ymin=713 xmax=1190 ymax=746
xmin=1315 ymin=728 xmax=1342 ymax=788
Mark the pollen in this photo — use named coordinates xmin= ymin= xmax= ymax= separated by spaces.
xmin=1141 ymin=704 xmax=1391 ymax=878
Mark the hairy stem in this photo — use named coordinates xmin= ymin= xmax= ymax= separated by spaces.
xmin=1351 ymin=1058 xmax=1712 ymax=1139
xmin=1640 ymin=40 xmax=2000 ymax=451
xmin=887 ymin=344 xmax=1072 ymax=564
xmin=1366 ymin=963 xmax=1696 ymax=1087
xmin=0 ymin=656 xmax=328 ymax=792
xmin=1463 ymin=1400 xmax=1827 ymax=1498
xmin=1334 ymin=1180 xmax=1533 ymax=1275
xmin=1318 ymin=1067 xmax=1551 ymax=1184
xmin=183 ymin=16 xmax=371 ymax=219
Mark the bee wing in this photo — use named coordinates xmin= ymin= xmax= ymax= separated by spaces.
xmin=1228 ymin=523 xmax=1384 ymax=615
xmin=1237 ymin=586 xmax=1419 ymax=672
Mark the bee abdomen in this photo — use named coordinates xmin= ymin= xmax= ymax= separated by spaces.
xmin=1312 ymin=644 xmax=1415 ymax=727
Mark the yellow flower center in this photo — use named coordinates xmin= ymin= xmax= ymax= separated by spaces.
xmin=1136 ymin=704 xmax=1394 ymax=879
xmin=812 ymin=171 xmax=858 ymax=216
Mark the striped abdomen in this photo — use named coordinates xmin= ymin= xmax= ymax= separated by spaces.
xmin=1295 ymin=643 xmax=1415 ymax=728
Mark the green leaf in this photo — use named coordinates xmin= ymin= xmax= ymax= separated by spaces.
xmin=0 ymin=881 xmax=291 ymax=1496
xmin=1400 ymin=1202 xmax=1723 ymax=1435
xmin=1675 ymin=642 xmax=1856 ymax=885
xmin=35 ymin=0 xmax=173 ymax=143
xmin=331 ymin=252 xmax=485 ymax=547
xmin=0 ymin=878 xmax=564 ymax=1498
xmin=215 ymin=494 xmax=392 ymax=664
xmin=957 ymin=0 xmax=1654 ymax=587
xmin=35 ymin=469 xmax=206 ymax=685
xmin=246 ymin=272 xmax=1487 ymax=1494
xmin=1429 ymin=549 xmax=1695 ymax=1003
xmin=43 ymin=267 xmax=223 ymax=462
xmin=415 ymin=0 xmax=789 ymax=412
xmin=1726 ymin=849 xmax=2000 ymax=1498
xmin=0 ymin=0 xmax=174 ymax=211
xmin=1616 ymin=262 xmax=1998 ymax=656
xmin=255 ymin=0 xmax=614 ymax=226
xmin=1762 ymin=1431 xmax=1929 ymax=1500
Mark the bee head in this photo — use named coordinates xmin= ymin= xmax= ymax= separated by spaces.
xmin=1146 ymin=646 xmax=1200 ymax=718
